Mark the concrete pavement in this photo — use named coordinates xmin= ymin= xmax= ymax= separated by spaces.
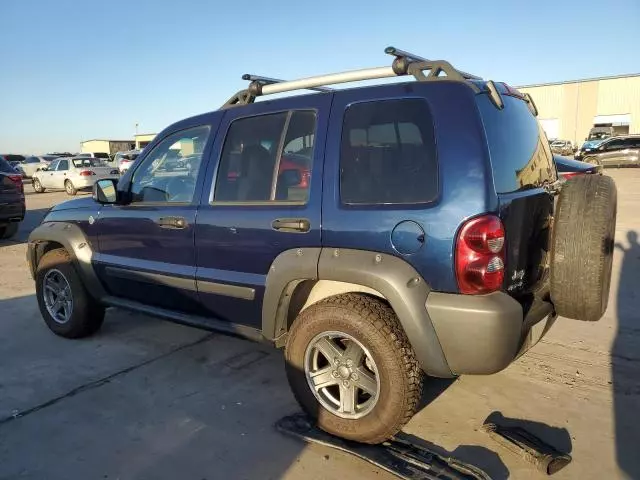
xmin=1 ymin=170 xmax=639 ymax=479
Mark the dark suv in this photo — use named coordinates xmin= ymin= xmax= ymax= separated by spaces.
xmin=582 ymin=135 xmax=640 ymax=168
xmin=0 ymin=155 xmax=25 ymax=239
xmin=27 ymin=47 xmax=617 ymax=444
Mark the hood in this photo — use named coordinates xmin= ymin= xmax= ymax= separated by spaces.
xmin=49 ymin=196 xmax=97 ymax=212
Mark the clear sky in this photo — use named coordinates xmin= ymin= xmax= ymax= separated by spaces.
xmin=1 ymin=0 xmax=639 ymax=153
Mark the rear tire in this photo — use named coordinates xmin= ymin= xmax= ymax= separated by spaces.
xmin=36 ymin=248 xmax=105 ymax=338
xmin=64 ymin=180 xmax=77 ymax=196
xmin=285 ymin=293 xmax=424 ymax=444
xmin=0 ymin=222 xmax=19 ymax=240
xmin=550 ymin=175 xmax=617 ymax=321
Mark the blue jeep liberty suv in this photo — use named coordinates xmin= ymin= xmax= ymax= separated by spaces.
xmin=27 ymin=47 xmax=617 ymax=444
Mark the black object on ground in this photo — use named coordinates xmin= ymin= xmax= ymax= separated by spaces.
xmin=276 ymin=413 xmax=492 ymax=480
xmin=482 ymin=420 xmax=571 ymax=475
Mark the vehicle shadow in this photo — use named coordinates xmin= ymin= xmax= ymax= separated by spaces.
xmin=613 ymin=230 xmax=640 ymax=479
xmin=0 ymin=292 xmax=316 ymax=480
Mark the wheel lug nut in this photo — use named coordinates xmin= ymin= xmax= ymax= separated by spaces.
xmin=332 ymin=370 xmax=339 ymax=378
xmin=346 ymin=359 xmax=353 ymax=367
xmin=351 ymin=373 xmax=359 ymax=381
xmin=334 ymin=358 xmax=340 ymax=366
xmin=342 ymin=380 xmax=349 ymax=387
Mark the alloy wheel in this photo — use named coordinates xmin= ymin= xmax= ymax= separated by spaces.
xmin=304 ymin=331 xmax=380 ymax=420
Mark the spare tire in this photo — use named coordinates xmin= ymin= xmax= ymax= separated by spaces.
xmin=550 ymin=174 xmax=617 ymax=321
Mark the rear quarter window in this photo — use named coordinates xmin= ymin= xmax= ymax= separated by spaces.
xmin=478 ymin=95 xmax=556 ymax=193
xmin=340 ymin=98 xmax=438 ymax=205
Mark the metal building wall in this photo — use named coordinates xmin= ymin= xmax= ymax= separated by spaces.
xmin=518 ymin=75 xmax=640 ymax=144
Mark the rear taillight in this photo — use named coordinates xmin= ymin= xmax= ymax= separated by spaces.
xmin=455 ymin=215 xmax=506 ymax=294
xmin=559 ymin=171 xmax=590 ymax=180
xmin=7 ymin=174 xmax=23 ymax=194
xmin=79 ymin=170 xmax=95 ymax=177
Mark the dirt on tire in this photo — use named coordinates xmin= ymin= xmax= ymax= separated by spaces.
xmin=285 ymin=293 xmax=424 ymax=444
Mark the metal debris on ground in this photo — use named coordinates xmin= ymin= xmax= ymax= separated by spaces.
xmin=276 ymin=413 xmax=491 ymax=480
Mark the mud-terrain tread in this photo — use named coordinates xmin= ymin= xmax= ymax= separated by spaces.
xmin=286 ymin=292 xmax=424 ymax=444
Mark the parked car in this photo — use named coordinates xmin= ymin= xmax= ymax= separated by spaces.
xmin=554 ymin=155 xmax=601 ymax=180
xmin=0 ymin=154 xmax=26 ymax=164
xmin=550 ymin=139 xmax=574 ymax=156
xmin=76 ymin=152 xmax=111 ymax=161
xmin=581 ymin=135 xmax=640 ymax=168
xmin=0 ymin=155 xmax=25 ymax=239
xmin=31 ymin=157 xmax=119 ymax=195
xmin=14 ymin=156 xmax=50 ymax=178
xmin=575 ymin=138 xmax=605 ymax=159
xmin=27 ymin=47 xmax=618 ymax=445
xmin=587 ymin=126 xmax=614 ymax=141
xmin=114 ymin=150 xmax=141 ymax=174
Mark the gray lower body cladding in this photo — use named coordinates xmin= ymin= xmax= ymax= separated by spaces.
xmin=427 ymin=291 xmax=555 ymax=375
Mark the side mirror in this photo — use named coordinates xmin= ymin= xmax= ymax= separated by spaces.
xmin=93 ymin=178 xmax=119 ymax=204
xmin=279 ymin=169 xmax=303 ymax=188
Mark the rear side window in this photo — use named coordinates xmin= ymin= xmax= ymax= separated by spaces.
xmin=214 ymin=110 xmax=317 ymax=203
xmin=478 ymin=95 xmax=556 ymax=193
xmin=340 ymin=99 xmax=438 ymax=205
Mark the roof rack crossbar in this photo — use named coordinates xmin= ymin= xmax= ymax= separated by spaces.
xmin=220 ymin=45 xmax=483 ymax=108
xmin=259 ymin=67 xmax=397 ymax=96
xmin=242 ymin=74 xmax=334 ymax=93
xmin=385 ymin=46 xmax=482 ymax=80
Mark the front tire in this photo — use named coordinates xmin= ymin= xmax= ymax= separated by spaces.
xmin=285 ymin=293 xmax=424 ymax=444
xmin=64 ymin=180 xmax=77 ymax=196
xmin=33 ymin=177 xmax=45 ymax=193
xmin=36 ymin=248 xmax=105 ymax=338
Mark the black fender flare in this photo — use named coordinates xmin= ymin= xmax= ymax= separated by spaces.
xmin=27 ymin=222 xmax=107 ymax=301
xmin=262 ymin=247 xmax=452 ymax=378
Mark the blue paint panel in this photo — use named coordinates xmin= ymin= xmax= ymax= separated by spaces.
xmin=194 ymin=93 xmax=332 ymax=327
xmin=323 ymin=81 xmax=493 ymax=292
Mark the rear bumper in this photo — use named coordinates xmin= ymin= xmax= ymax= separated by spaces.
xmin=427 ymin=291 xmax=555 ymax=375
xmin=0 ymin=200 xmax=25 ymax=224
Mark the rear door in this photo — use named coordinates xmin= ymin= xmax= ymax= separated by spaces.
xmin=477 ymin=93 xmax=557 ymax=297
xmin=194 ymin=94 xmax=331 ymax=328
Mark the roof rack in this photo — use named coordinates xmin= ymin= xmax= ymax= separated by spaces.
xmin=221 ymin=46 xmax=483 ymax=108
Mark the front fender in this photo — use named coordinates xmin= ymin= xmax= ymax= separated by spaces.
xmin=27 ymin=222 xmax=106 ymax=301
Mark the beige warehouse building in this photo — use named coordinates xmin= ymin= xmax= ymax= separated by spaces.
xmin=518 ymin=73 xmax=640 ymax=144
xmin=80 ymin=139 xmax=135 ymax=155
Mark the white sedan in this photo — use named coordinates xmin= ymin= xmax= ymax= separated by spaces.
xmin=32 ymin=157 xmax=119 ymax=195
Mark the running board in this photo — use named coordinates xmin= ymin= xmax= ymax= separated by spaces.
xmin=102 ymin=296 xmax=266 ymax=344
xmin=275 ymin=413 xmax=491 ymax=480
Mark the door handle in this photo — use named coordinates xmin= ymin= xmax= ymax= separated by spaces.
xmin=157 ymin=216 xmax=188 ymax=229
xmin=271 ymin=218 xmax=311 ymax=233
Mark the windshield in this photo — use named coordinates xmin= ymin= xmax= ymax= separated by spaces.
xmin=72 ymin=158 xmax=106 ymax=168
